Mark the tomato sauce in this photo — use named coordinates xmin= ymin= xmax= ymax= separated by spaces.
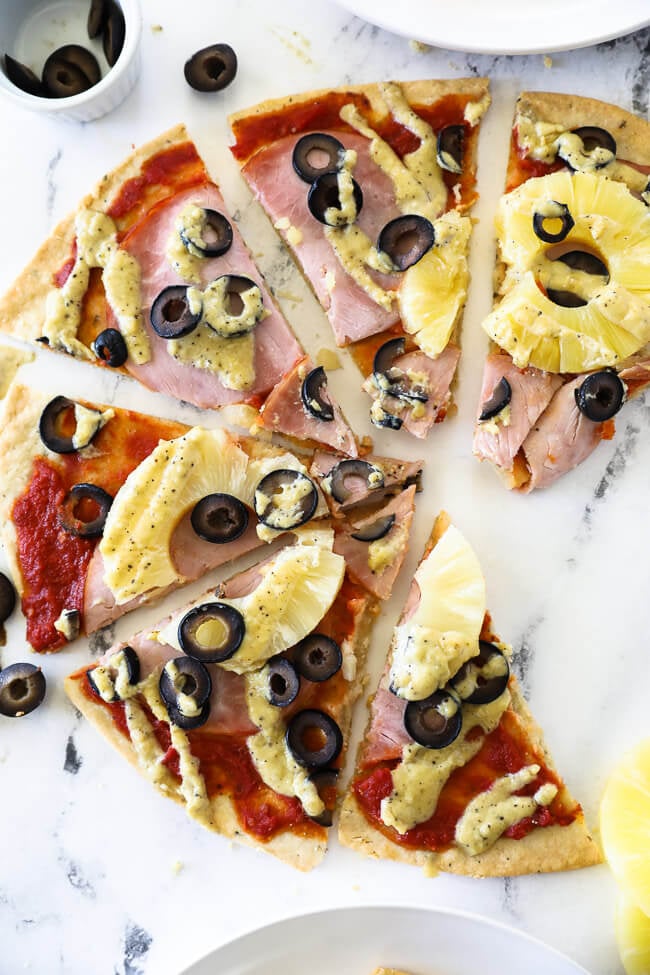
xmin=107 ymin=143 xmax=206 ymax=230
xmin=505 ymin=129 xmax=564 ymax=192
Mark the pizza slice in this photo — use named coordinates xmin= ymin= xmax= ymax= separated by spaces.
xmin=63 ymin=514 xmax=414 ymax=870
xmin=0 ymin=124 xmax=359 ymax=457
xmin=473 ymin=92 xmax=650 ymax=491
xmin=229 ymin=79 xmax=490 ymax=438
xmin=339 ymin=511 xmax=601 ymax=876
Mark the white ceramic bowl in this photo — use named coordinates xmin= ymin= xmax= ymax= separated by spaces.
xmin=0 ymin=0 xmax=141 ymax=122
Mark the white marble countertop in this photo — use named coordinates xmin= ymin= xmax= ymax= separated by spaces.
xmin=1 ymin=3 xmax=649 ymax=973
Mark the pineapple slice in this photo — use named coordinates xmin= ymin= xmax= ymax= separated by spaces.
xmin=389 ymin=523 xmax=486 ymax=700
xmin=397 ymin=210 xmax=471 ymax=359
xmin=615 ymin=894 xmax=650 ymax=975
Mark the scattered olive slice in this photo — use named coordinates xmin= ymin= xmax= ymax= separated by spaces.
xmin=3 ymin=54 xmax=44 ymax=97
xmin=351 ymin=513 xmax=395 ymax=543
xmin=159 ymin=656 xmax=212 ymax=726
xmin=203 ymin=275 xmax=264 ymax=338
xmin=39 ymin=395 xmax=105 ymax=453
xmin=56 ymin=608 xmax=81 ymax=642
xmin=450 ymin=641 xmax=510 ymax=706
xmin=532 ymin=201 xmax=574 ymax=244
xmin=436 ymin=124 xmax=464 ymax=174
xmin=167 ymin=699 xmax=211 ymax=730
xmin=286 ymin=709 xmax=343 ymax=768
xmin=372 ymin=408 xmax=403 ymax=430
xmin=178 ymin=602 xmax=245 ymax=663
xmin=103 ymin=0 xmax=126 ymax=68
xmin=404 ymin=688 xmax=462 ymax=749
xmin=327 ymin=459 xmax=385 ymax=504
xmin=293 ymin=634 xmax=342 ymax=683
xmin=191 ymin=493 xmax=249 ymax=544
xmin=0 ymin=573 xmax=16 ymax=624
xmin=43 ymin=54 xmax=92 ymax=98
xmin=254 ymin=469 xmax=318 ymax=531
xmin=307 ymin=171 xmax=363 ymax=226
xmin=479 ymin=376 xmax=512 ymax=421
xmin=88 ymin=0 xmax=108 ymax=39
xmin=58 ymin=483 xmax=113 ymax=538
xmin=372 ymin=337 xmax=428 ymax=403
xmin=87 ymin=646 xmax=140 ymax=702
xmin=574 ymin=369 xmax=626 ymax=422
xmin=378 ymin=214 xmax=435 ymax=272
xmin=49 ymin=44 xmax=101 ymax=86
xmin=301 ymin=365 xmax=334 ymax=421
xmin=0 ymin=663 xmax=46 ymax=718
xmin=546 ymin=249 xmax=610 ymax=308
xmin=92 ymin=327 xmax=128 ymax=367
xmin=309 ymin=767 xmax=339 ymax=827
xmin=265 ymin=657 xmax=300 ymax=707
xmin=292 ymin=133 xmax=345 ymax=183
xmin=184 ymin=43 xmax=237 ymax=93
xmin=181 ymin=208 xmax=233 ymax=259
xmin=150 ymin=285 xmax=202 ymax=339
xmin=571 ymin=125 xmax=616 ymax=157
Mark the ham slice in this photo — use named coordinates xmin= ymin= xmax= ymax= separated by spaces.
xmin=258 ymin=355 xmax=358 ymax=456
xmin=361 ymin=685 xmax=409 ymax=765
xmin=310 ymin=450 xmax=423 ymax=515
xmin=241 ymin=132 xmax=402 ymax=345
xmin=121 ymin=183 xmax=302 ymax=408
xmin=473 ymin=353 xmax=563 ymax=472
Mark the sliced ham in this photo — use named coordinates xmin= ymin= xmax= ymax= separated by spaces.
xmin=620 ymin=359 xmax=650 ymax=398
xmin=241 ymin=132 xmax=402 ymax=345
xmin=121 ymin=183 xmax=302 ymax=408
xmin=361 ymin=685 xmax=409 ymax=765
xmin=310 ymin=450 xmax=423 ymax=515
xmin=473 ymin=353 xmax=563 ymax=472
xmin=258 ymin=355 xmax=358 ymax=456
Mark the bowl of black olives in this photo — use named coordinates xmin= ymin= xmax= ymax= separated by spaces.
xmin=0 ymin=0 xmax=141 ymax=121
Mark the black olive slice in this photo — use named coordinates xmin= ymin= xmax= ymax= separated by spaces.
xmin=378 ymin=215 xmax=435 ymax=272
xmin=160 ymin=656 xmax=212 ymax=719
xmin=574 ymin=369 xmax=626 ymax=422
xmin=48 ymin=45 xmax=101 ymax=86
xmin=59 ymin=483 xmax=113 ymax=538
xmin=309 ymin=767 xmax=339 ymax=827
xmin=372 ymin=408 xmax=403 ymax=430
xmin=533 ymin=201 xmax=574 ymax=244
xmin=372 ymin=337 xmax=428 ymax=403
xmin=92 ymin=327 xmax=128 ymax=366
xmin=479 ymin=376 xmax=512 ymax=421
xmin=351 ymin=513 xmax=395 ymax=543
xmin=307 ymin=171 xmax=363 ymax=227
xmin=88 ymin=0 xmax=108 ymax=38
xmin=293 ymin=133 xmax=345 ymax=183
xmin=265 ymin=657 xmax=300 ymax=707
xmin=180 ymin=208 xmax=233 ymax=259
xmin=167 ymin=700 xmax=211 ymax=730
xmin=178 ymin=602 xmax=245 ymax=663
xmin=103 ymin=1 xmax=126 ymax=68
xmin=301 ymin=366 xmax=334 ymax=421
xmin=571 ymin=126 xmax=617 ymax=157
xmin=3 ymin=54 xmax=44 ymax=97
xmin=39 ymin=395 xmax=106 ymax=453
xmin=43 ymin=54 xmax=92 ymax=98
xmin=0 ymin=573 xmax=16 ymax=624
xmin=450 ymin=641 xmax=510 ymax=706
xmin=150 ymin=285 xmax=202 ymax=339
xmin=87 ymin=645 xmax=140 ymax=702
xmin=557 ymin=250 xmax=609 ymax=279
xmin=191 ymin=493 xmax=249 ymax=544
xmin=0 ymin=663 xmax=46 ymax=718
xmin=436 ymin=124 xmax=465 ymax=174
xmin=293 ymin=634 xmax=342 ymax=682
xmin=184 ymin=43 xmax=237 ymax=93
xmin=404 ymin=689 xmax=462 ymax=749
xmin=327 ymin=459 xmax=385 ymax=504
xmin=545 ymin=288 xmax=588 ymax=309
xmin=204 ymin=275 xmax=263 ymax=338
xmin=286 ymin=709 xmax=343 ymax=768
xmin=254 ymin=469 xmax=318 ymax=530
xmin=56 ymin=608 xmax=81 ymax=642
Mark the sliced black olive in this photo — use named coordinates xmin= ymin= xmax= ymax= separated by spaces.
xmin=3 ymin=54 xmax=44 ymax=97
xmin=378 ymin=215 xmax=435 ymax=272
xmin=286 ymin=709 xmax=343 ymax=768
xmin=574 ymin=369 xmax=625 ymax=422
xmin=479 ymin=376 xmax=512 ymax=421
xmin=191 ymin=494 xmax=248 ymax=544
xmin=372 ymin=407 xmax=403 ymax=430
xmin=293 ymin=634 xmax=342 ymax=682
xmin=436 ymin=124 xmax=464 ymax=174
xmin=372 ymin=337 xmax=428 ymax=403
xmin=92 ymin=327 xmax=128 ymax=367
xmin=55 ymin=608 xmax=81 ymax=642
xmin=178 ymin=602 xmax=245 ymax=663
xmin=160 ymin=657 xmax=212 ymax=720
xmin=307 ymin=171 xmax=363 ymax=227
xmin=59 ymin=483 xmax=113 ymax=538
xmin=301 ymin=366 xmax=334 ymax=421
xmin=48 ymin=45 xmax=101 ymax=86
xmin=545 ymin=288 xmax=587 ymax=309
xmin=309 ymin=768 xmax=339 ymax=827
xmin=254 ymin=469 xmax=318 ymax=530
xmin=351 ymin=513 xmax=395 ymax=542
xmin=571 ymin=126 xmax=616 ymax=157
xmin=43 ymin=54 xmax=92 ymax=98
xmin=556 ymin=250 xmax=609 ymax=279
xmin=88 ymin=0 xmax=108 ymax=38
xmin=87 ymin=646 xmax=140 ymax=702
xmin=0 ymin=663 xmax=46 ymax=718
xmin=150 ymin=285 xmax=202 ymax=339
xmin=167 ymin=699 xmax=211 ymax=730
xmin=204 ymin=275 xmax=263 ymax=338
xmin=450 ymin=641 xmax=510 ymax=706
xmin=180 ymin=208 xmax=233 ymax=258
xmin=404 ymin=689 xmax=462 ymax=748
xmin=265 ymin=657 xmax=300 ymax=707
xmin=327 ymin=459 xmax=385 ymax=504
xmin=293 ymin=133 xmax=345 ymax=183
xmin=102 ymin=0 xmax=126 ymax=68
xmin=184 ymin=43 xmax=237 ymax=93
xmin=532 ymin=201 xmax=574 ymax=244
xmin=39 ymin=395 xmax=106 ymax=453
xmin=0 ymin=573 xmax=16 ymax=624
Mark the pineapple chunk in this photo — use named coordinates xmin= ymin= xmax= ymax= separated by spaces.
xmin=398 ymin=210 xmax=471 ymax=359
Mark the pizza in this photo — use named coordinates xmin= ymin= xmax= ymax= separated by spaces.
xmin=229 ymin=78 xmax=490 ymax=438
xmin=0 ymin=124 xmax=359 ymax=458
xmin=473 ymin=92 xmax=650 ymax=491
xmin=339 ymin=511 xmax=601 ymax=876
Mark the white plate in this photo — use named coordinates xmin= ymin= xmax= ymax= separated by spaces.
xmin=334 ymin=0 xmax=650 ymax=54
xmin=179 ymin=905 xmax=590 ymax=975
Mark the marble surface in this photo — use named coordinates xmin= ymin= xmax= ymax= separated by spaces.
xmin=0 ymin=2 xmax=649 ymax=973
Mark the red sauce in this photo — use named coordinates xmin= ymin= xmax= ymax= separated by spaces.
xmin=505 ymin=129 xmax=564 ymax=192
xmin=53 ymin=239 xmax=78 ymax=288
xmin=353 ymin=709 xmax=579 ymax=852
xmin=107 ymin=143 xmax=206 ymax=228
